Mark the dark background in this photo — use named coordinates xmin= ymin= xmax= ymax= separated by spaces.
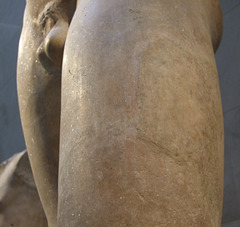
xmin=0 ymin=0 xmax=239 ymax=225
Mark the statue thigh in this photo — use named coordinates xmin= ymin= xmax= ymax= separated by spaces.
xmin=59 ymin=1 xmax=224 ymax=226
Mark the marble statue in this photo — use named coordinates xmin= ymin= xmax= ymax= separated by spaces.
xmin=17 ymin=0 xmax=224 ymax=226
xmin=0 ymin=151 xmax=47 ymax=226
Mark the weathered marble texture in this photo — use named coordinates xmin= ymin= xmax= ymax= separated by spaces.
xmin=17 ymin=0 xmax=76 ymax=225
xmin=0 ymin=151 xmax=47 ymax=227
xmin=17 ymin=0 xmax=224 ymax=226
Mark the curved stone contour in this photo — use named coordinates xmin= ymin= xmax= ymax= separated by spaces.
xmin=0 ymin=151 xmax=47 ymax=227
xmin=17 ymin=0 xmax=224 ymax=226
xmin=17 ymin=0 xmax=76 ymax=226
xmin=59 ymin=0 xmax=223 ymax=226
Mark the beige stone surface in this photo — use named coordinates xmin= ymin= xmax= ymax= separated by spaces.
xmin=17 ymin=1 xmax=76 ymax=225
xmin=17 ymin=0 xmax=224 ymax=226
xmin=0 ymin=151 xmax=47 ymax=227
xmin=59 ymin=0 xmax=224 ymax=226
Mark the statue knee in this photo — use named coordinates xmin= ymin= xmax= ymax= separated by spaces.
xmin=34 ymin=2 xmax=76 ymax=72
xmin=37 ymin=19 xmax=68 ymax=70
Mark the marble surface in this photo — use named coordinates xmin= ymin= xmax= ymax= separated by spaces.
xmin=0 ymin=0 xmax=239 ymax=225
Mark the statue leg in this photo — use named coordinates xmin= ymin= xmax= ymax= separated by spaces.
xmin=59 ymin=0 xmax=223 ymax=226
xmin=17 ymin=1 xmax=76 ymax=226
